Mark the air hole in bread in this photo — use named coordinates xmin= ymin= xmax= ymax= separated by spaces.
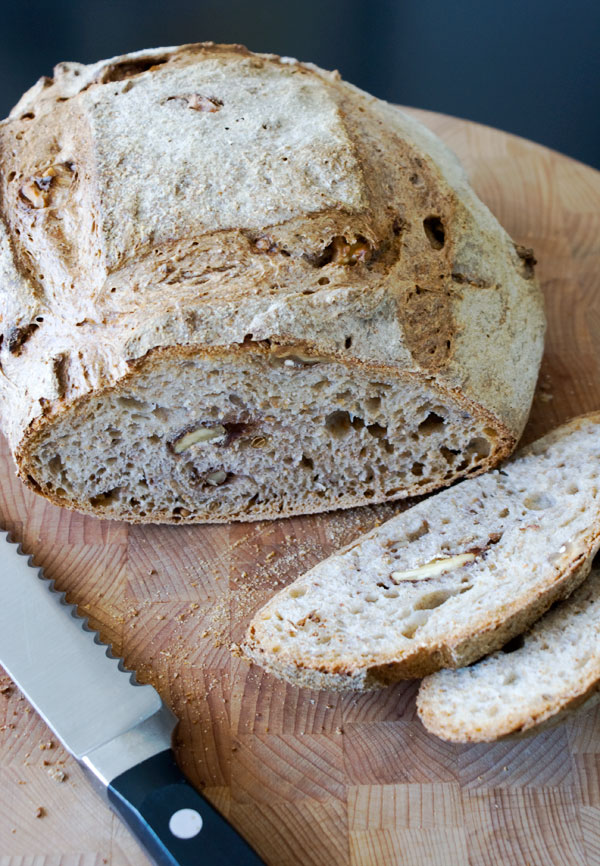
xmin=365 ymin=396 xmax=381 ymax=412
xmin=310 ymin=235 xmax=372 ymax=267
xmin=117 ymin=395 xmax=148 ymax=411
xmin=414 ymin=590 xmax=455 ymax=611
xmin=466 ymin=437 xmax=491 ymax=459
xmin=423 ymin=216 xmax=445 ymax=250
xmin=411 ymin=461 xmax=424 ymax=476
xmin=48 ymin=454 xmax=63 ymax=474
xmin=366 ymin=422 xmax=386 ymax=439
xmin=439 ymin=445 xmax=460 ymax=465
xmin=325 ymin=410 xmax=353 ymax=437
xmin=89 ymin=486 xmax=122 ymax=507
xmin=345 ymin=336 xmax=352 ymax=349
xmin=300 ymin=454 xmax=314 ymax=470
xmin=406 ymin=521 xmax=429 ymax=542
xmin=97 ymin=55 xmax=171 ymax=84
xmin=566 ymin=484 xmax=579 ymax=495
xmin=401 ymin=624 xmax=418 ymax=639
xmin=418 ymin=412 xmax=446 ymax=435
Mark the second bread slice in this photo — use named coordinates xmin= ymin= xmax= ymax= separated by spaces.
xmin=416 ymin=564 xmax=600 ymax=741
xmin=244 ymin=414 xmax=600 ymax=689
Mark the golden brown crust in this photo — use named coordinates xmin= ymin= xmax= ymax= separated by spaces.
xmin=0 ymin=43 xmax=544 ymax=521
xmin=417 ymin=686 xmax=600 ymax=744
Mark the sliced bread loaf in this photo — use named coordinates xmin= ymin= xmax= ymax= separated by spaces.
xmin=417 ymin=564 xmax=600 ymax=742
xmin=243 ymin=414 xmax=600 ymax=688
xmin=0 ymin=43 xmax=544 ymax=523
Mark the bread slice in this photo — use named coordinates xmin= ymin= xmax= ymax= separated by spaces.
xmin=243 ymin=414 xmax=600 ymax=688
xmin=0 ymin=43 xmax=544 ymax=523
xmin=417 ymin=564 xmax=600 ymax=742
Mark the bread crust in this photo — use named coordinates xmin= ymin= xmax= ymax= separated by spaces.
xmin=0 ymin=43 xmax=545 ymax=521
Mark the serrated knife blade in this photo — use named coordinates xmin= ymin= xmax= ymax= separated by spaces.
xmin=0 ymin=531 xmax=263 ymax=866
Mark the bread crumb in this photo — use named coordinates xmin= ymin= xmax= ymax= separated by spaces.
xmin=48 ymin=767 xmax=67 ymax=782
xmin=35 ymin=806 xmax=45 ymax=818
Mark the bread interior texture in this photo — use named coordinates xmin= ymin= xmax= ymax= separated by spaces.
xmin=23 ymin=345 xmax=503 ymax=522
xmin=243 ymin=415 xmax=600 ymax=687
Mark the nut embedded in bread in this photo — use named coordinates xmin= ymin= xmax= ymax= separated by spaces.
xmin=417 ymin=564 xmax=600 ymax=742
xmin=243 ymin=414 xmax=600 ymax=689
xmin=0 ymin=43 xmax=545 ymax=523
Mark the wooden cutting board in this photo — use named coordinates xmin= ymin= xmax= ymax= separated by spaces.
xmin=1 ymin=107 xmax=599 ymax=866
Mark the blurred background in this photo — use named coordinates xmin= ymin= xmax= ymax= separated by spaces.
xmin=1 ymin=0 xmax=599 ymax=168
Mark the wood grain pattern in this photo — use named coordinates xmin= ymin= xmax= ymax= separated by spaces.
xmin=1 ymin=108 xmax=599 ymax=865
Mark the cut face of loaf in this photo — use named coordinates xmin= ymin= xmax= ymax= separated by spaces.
xmin=244 ymin=414 xmax=600 ymax=688
xmin=417 ymin=566 xmax=600 ymax=742
xmin=20 ymin=344 xmax=503 ymax=522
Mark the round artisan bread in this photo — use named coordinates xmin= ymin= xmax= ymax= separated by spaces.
xmin=0 ymin=43 xmax=545 ymax=523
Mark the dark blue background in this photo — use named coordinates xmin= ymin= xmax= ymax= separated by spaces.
xmin=1 ymin=0 xmax=599 ymax=168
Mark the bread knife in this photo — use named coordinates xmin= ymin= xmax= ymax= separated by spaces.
xmin=0 ymin=531 xmax=264 ymax=865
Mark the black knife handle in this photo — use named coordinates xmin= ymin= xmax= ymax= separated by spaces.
xmin=107 ymin=749 xmax=264 ymax=866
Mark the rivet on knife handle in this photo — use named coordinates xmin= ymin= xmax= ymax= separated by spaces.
xmin=108 ymin=749 xmax=264 ymax=866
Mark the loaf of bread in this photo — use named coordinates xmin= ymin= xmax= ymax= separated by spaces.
xmin=244 ymin=414 xmax=600 ymax=688
xmin=0 ymin=43 xmax=545 ymax=523
xmin=417 ymin=564 xmax=600 ymax=741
